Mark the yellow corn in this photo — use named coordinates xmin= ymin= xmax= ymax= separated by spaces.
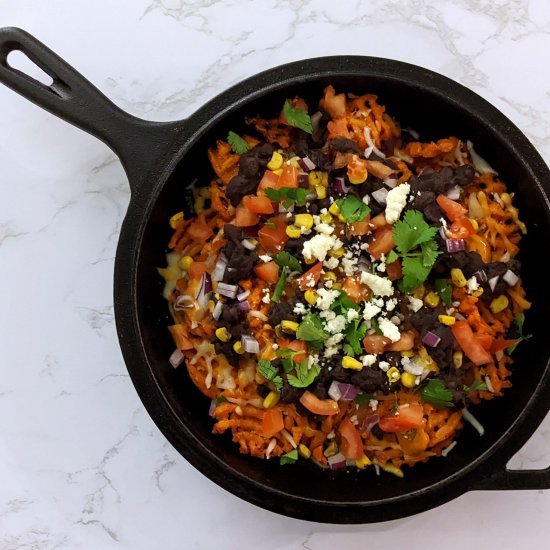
xmin=329 ymin=202 xmax=341 ymax=216
xmin=294 ymin=213 xmax=314 ymax=229
xmin=453 ymin=350 xmax=463 ymax=368
xmin=286 ymin=225 xmax=302 ymax=239
xmin=267 ymin=151 xmax=283 ymax=171
xmin=281 ymin=320 xmax=299 ymax=334
xmin=169 ymin=211 xmax=184 ymax=229
xmin=324 ymin=271 xmax=337 ymax=281
xmin=387 ymin=367 xmax=401 ymax=383
xmin=178 ymin=255 xmax=193 ymax=271
xmin=304 ymin=290 xmax=318 ymax=305
xmin=309 ymin=171 xmax=328 ymax=187
xmin=215 ymin=327 xmax=230 ymax=342
xmin=411 ymin=284 xmax=426 ymax=299
xmin=298 ymin=444 xmax=311 ymax=459
xmin=472 ymin=287 xmax=484 ymax=298
xmin=323 ymin=441 xmax=338 ymax=457
xmin=401 ymin=372 xmax=417 ymax=388
xmin=424 ymin=292 xmax=440 ymax=308
xmin=490 ymin=295 xmax=509 ymax=314
xmin=315 ymin=185 xmax=327 ymax=199
xmin=400 ymin=350 xmax=414 ymax=357
xmin=356 ymin=454 xmax=372 ymax=469
xmin=319 ymin=212 xmax=332 ymax=223
xmin=233 ymin=341 xmax=245 ymax=354
xmin=331 ymin=282 xmax=342 ymax=290
xmin=263 ymin=391 xmax=280 ymax=409
xmin=272 ymin=168 xmax=283 ymax=176
xmin=380 ymin=463 xmax=404 ymax=478
xmin=208 ymin=300 xmax=215 ymax=314
xmin=329 ymin=247 xmax=344 ymax=258
xmin=451 ymin=268 xmax=467 ymax=288
xmin=342 ymin=356 xmax=363 ymax=370
xmin=438 ymin=314 xmax=456 ymax=326
xmin=469 ymin=218 xmax=479 ymax=231
xmin=287 ymin=155 xmax=301 ymax=169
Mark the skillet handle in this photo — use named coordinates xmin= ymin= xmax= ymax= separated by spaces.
xmin=0 ymin=27 xmax=185 ymax=188
xmin=477 ymin=465 xmax=550 ymax=490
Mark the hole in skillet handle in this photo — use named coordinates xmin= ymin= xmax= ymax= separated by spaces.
xmin=7 ymin=49 xmax=54 ymax=86
xmin=476 ymin=464 xmax=550 ymax=490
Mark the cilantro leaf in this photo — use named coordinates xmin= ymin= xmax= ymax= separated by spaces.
xmin=331 ymin=291 xmax=360 ymax=316
xmin=257 ymin=359 xmax=283 ymax=391
xmin=296 ymin=313 xmax=329 ymax=342
xmin=507 ymin=313 xmax=532 ymax=354
xmin=399 ymin=256 xmax=431 ymax=293
xmin=276 ymin=348 xmax=302 ymax=373
xmin=420 ymin=240 xmax=440 ymax=267
xmin=264 ymin=220 xmax=277 ymax=229
xmin=393 ymin=210 xmax=438 ymax=254
xmin=265 ymin=186 xmax=309 ymax=208
xmin=287 ymin=359 xmax=321 ymax=388
xmin=464 ymin=380 xmax=489 ymax=392
xmin=215 ymin=395 xmax=228 ymax=405
xmin=335 ymin=195 xmax=371 ymax=223
xmin=370 ymin=317 xmax=383 ymax=336
xmin=343 ymin=343 xmax=355 ymax=356
xmin=271 ymin=267 xmax=288 ymax=303
xmin=344 ymin=320 xmax=368 ymax=355
xmin=390 ymin=400 xmax=399 ymax=413
xmin=280 ymin=448 xmax=299 ymax=465
xmin=273 ymin=251 xmax=303 ymax=273
xmin=354 ymin=393 xmax=373 ymax=406
xmin=434 ymin=278 xmax=452 ymax=307
xmin=283 ymin=100 xmax=312 ymax=134
xmin=386 ymin=249 xmax=399 ymax=264
xmin=227 ymin=131 xmax=250 ymax=154
xmin=421 ymin=379 xmax=453 ymax=408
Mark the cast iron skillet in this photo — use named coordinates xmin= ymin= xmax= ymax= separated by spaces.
xmin=1 ymin=27 xmax=549 ymax=523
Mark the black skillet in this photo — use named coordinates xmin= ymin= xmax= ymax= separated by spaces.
xmin=1 ymin=27 xmax=549 ymax=524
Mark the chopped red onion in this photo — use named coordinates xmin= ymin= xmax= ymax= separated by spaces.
xmin=298 ymin=173 xmax=310 ymax=187
xmin=338 ymin=383 xmax=358 ymax=401
xmin=328 ymin=381 xmax=342 ymax=401
xmin=237 ymin=289 xmax=250 ymax=301
xmin=372 ymin=187 xmax=389 ymax=206
xmin=439 ymin=226 xmax=447 ymax=240
xmin=503 ymin=269 xmax=519 ymax=287
xmin=241 ymin=239 xmax=257 ymax=250
xmin=488 ymin=276 xmax=499 ymax=292
xmin=217 ymin=282 xmax=238 ymax=298
xmin=360 ymin=414 xmax=380 ymax=433
xmin=241 ymin=335 xmax=259 ymax=354
xmin=473 ymin=269 xmax=487 ymax=284
xmin=332 ymin=176 xmax=349 ymax=194
xmin=384 ymin=175 xmax=397 ymax=188
xmin=446 ymin=238 xmax=465 ymax=253
xmin=403 ymin=360 xmax=424 ymax=376
xmin=279 ymin=202 xmax=294 ymax=213
xmin=241 ymin=225 xmax=259 ymax=239
xmin=196 ymin=273 xmax=212 ymax=309
xmin=422 ymin=331 xmax=441 ymax=347
xmin=212 ymin=300 xmax=223 ymax=320
xmin=236 ymin=301 xmax=251 ymax=312
xmin=212 ymin=255 xmax=228 ymax=282
xmin=305 ymin=192 xmax=317 ymax=202
xmin=248 ymin=310 xmax=267 ymax=320
xmin=169 ymin=348 xmax=185 ymax=368
xmin=328 ymin=452 xmax=347 ymax=470
xmin=174 ymin=294 xmax=194 ymax=310
xmin=208 ymin=400 xmax=217 ymax=417
xmin=445 ymin=185 xmax=461 ymax=200
xmin=363 ymin=126 xmax=386 ymax=158
xmin=298 ymin=156 xmax=316 ymax=171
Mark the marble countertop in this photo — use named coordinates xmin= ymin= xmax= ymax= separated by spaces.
xmin=1 ymin=1 xmax=549 ymax=548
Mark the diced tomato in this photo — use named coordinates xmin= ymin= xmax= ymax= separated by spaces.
xmin=451 ymin=321 xmax=492 ymax=366
xmin=388 ymin=330 xmax=415 ymax=351
xmin=277 ymin=339 xmax=308 ymax=363
xmin=386 ymin=259 xmax=403 ymax=281
xmin=342 ymin=275 xmax=369 ymax=303
xmin=368 ymin=225 xmax=395 ymax=260
xmin=257 ymin=170 xmax=280 ymax=195
xmin=379 ymin=403 xmax=424 ymax=433
xmin=187 ymin=221 xmax=214 ymax=242
xmin=370 ymin=212 xmax=388 ymax=229
xmin=299 ymin=391 xmax=339 ymax=416
xmin=278 ymin=165 xmax=298 ymax=189
xmin=436 ymin=194 xmax=468 ymax=222
xmin=188 ymin=261 xmax=208 ymax=280
xmin=262 ymin=409 xmax=284 ymax=438
xmin=350 ymin=219 xmax=371 ymax=236
xmin=338 ymin=418 xmax=364 ymax=460
xmin=243 ymin=194 xmax=274 ymax=214
xmin=234 ymin=205 xmax=260 ymax=227
xmin=296 ymin=261 xmax=323 ymax=291
xmin=362 ymin=334 xmax=391 ymax=354
xmin=490 ymin=338 xmax=518 ymax=354
xmin=254 ymin=261 xmax=279 ymax=283
xmin=474 ymin=332 xmax=493 ymax=352
xmin=258 ymin=217 xmax=288 ymax=253
xmin=447 ymin=218 xmax=476 ymax=239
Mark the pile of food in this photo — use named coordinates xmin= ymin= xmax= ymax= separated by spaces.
xmin=159 ymin=86 xmax=531 ymax=475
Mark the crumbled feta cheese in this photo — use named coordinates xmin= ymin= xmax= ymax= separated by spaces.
xmin=341 ymin=255 xmax=358 ymax=276
xmin=324 ymin=279 xmax=334 ymax=288
xmin=261 ymin=288 xmax=270 ymax=304
xmin=324 ymin=346 xmax=339 ymax=358
xmin=320 ymin=309 xmax=336 ymax=322
xmin=386 ymin=298 xmax=397 ymax=312
xmin=360 ymin=272 xmax=393 ymax=297
xmin=408 ymin=295 xmax=423 ymax=312
xmin=378 ymin=317 xmax=400 ymax=342
xmin=315 ymin=222 xmax=334 ymax=235
xmin=384 ymin=182 xmax=410 ymax=224
xmin=323 ymin=256 xmax=339 ymax=269
xmin=347 ymin=308 xmax=359 ymax=322
xmin=369 ymin=399 xmax=378 ymax=411
xmin=316 ymin=288 xmax=340 ymax=310
xmin=467 ymin=276 xmax=479 ymax=293
xmin=363 ymin=302 xmax=382 ymax=320
xmin=325 ymin=315 xmax=347 ymax=334
xmin=373 ymin=298 xmax=385 ymax=307
xmin=302 ymin=234 xmax=342 ymax=262
xmin=361 ymin=354 xmax=377 ymax=367
xmin=259 ymin=254 xmax=272 ymax=262
xmin=293 ymin=302 xmax=307 ymax=315
xmin=378 ymin=361 xmax=390 ymax=372
xmin=377 ymin=260 xmax=386 ymax=273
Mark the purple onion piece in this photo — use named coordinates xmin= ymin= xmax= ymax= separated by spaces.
xmin=211 ymin=255 xmax=228 ymax=282
xmin=327 ymin=452 xmax=347 ymax=470
xmin=217 ymin=282 xmax=238 ymax=298
xmin=337 ymin=383 xmax=358 ymax=401
xmin=208 ymin=400 xmax=217 ymax=417
xmin=384 ymin=175 xmax=397 ymax=188
xmin=332 ymin=176 xmax=349 ymax=195
xmin=237 ymin=289 xmax=250 ymax=301
xmin=328 ymin=381 xmax=342 ymax=401
xmin=241 ymin=225 xmax=260 ymax=239
xmin=305 ymin=192 xmax=317 ymax=202
xmin=212 ymin=300 xmax=223 ymax=320
xmin=473 ymin=269 xmax=487 ymax=284
xmin=298 ymin=173 xmax=310 ymax=187
xmin=298 ymin=156 xmax=316 ymax=171
xmin=446 ymin=238 xmax=465 ymax=253
xmin=174 ymin=294 xmax=194 ymax=310
xmin=372 ymin=187 xmax=389 ymax=206
xmin=241 ymin=335 xmax=259 ymax=354
xmin=359 ymin=414 xmax=380 ymax=433
xmin=196 ymin=273 xmax=213 ymax=309
xmin=488 ymin=276 xmax=499 ymax=292
xmin=169 ymin=348 xmax=185 ymax=368
xmin=422 ymin=331 xmax=441 ymax=348
xmin=503 ymin=269 xmax=519 ymax=287
xmin=236 ymin=300 xmax=251 ymax=312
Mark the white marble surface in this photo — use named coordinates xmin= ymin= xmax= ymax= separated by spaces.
xmin=0 ymin=1 xmax=549 ymax=548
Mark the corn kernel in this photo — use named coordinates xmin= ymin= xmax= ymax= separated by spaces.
xmin=272 ymin=168 xmax=283 ymax=176
xmin=208 ymin=300 xmax=215 ymax=314
xmin=281 ymin=320 xmax=299 ymax=333
xmin=490 ymin=295 xmax=509 ymax=314
xmin=169 ymin=211 xmax=184 ymax=229
xmin=267 ymin=151 xmax=283 ymax=171
xmin=342 ymin=356 xmax=363 ymax=370
xmin=329 ymin=247 xmax=344 ymax=258
xmin=233 ymin=341 xmax=245 ymax=354
xmin=286 ymin=225 xmax=302 ymax=239
xmin=315 ymin=185 xmax=327 ymax=199
xmin=451 ymin=268 xmax=467 ymax=288
xmin=472 ymin=287 xmax=484 ymax=298
xmin=469 ymin=218 xmax=479 ymax=231
xmin=324 ymin=271 xmax=337 ymax=282
xmin=380 ymin=464 xmax=404 ymax=478
xmin=309 ymin=171 xmax=328 ymax=187
xmin=411 ymin=284 xmax=426 ymax=299
xmin=298 ymin=444 xmax=311 ymax=459
xmin=356 ymin=454 xmax=372 ymax=469
xmin=319 ymin=212 xmax=332 ymax=223
xmin=215 ymin=327 xmax=230 ymax=342
xmin=294 ymin=213 xmax=314 ymax=229
xmin=400 ymin=350 xmax=414 ymax=357
xmin=387 ymin=367 xmax=401 ymax=383
xmin=331 ymin=283 xmax=342 ymax=290
xmin=438 ymin=314 xmax=456 ymax=326
xmin=453 ymin=350 xmax=463 ymax=368
xmin=424 ymin=292 xmax=440 ymax=308
xmin=324 ymin=441 xmax=338 ymax=457
xmin=304 ymin=290 xmax=318 ymax=305
xmin=263 ymin=391 xmax=280 ymax=409
xmin=287 ymin=155 xmax=301 ymax=169
xmin=401 ymin=372 xmax=417 ymax=388
xmin=329 ymin=202 xmax=341 ymax=216
xmin=178 ymin=255 xmax=194 ymax=271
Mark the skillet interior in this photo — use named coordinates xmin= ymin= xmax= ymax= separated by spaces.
xmin=125 ymin=67 xmax=550 ymax=521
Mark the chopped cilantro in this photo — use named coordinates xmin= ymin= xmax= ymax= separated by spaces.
xmin=421 ymin=378 xmax=453 ymax=408
xmin=215 ymin=395 xmax=228 ymax=405
xmin=257 ymin=359 xmax=283 ymax=391
xmin=273 ymin=251 xmax=303 ymax=273
xmin=344 ymin=319 xmax=368 ymax=355
xmin=335 ymin=195 xmax=371 ymax=223
xmin=463 ymin=380 xmax=489 ymax=392
xmin=507 ymin=313 xmax=532 ymax=354
xmin=393 ymin=210 xmax=439 ymax=253
xmin=264 ymin=220 xmax=277 ymax=229
xmin=283 ymin=100 xmax=312 ymax=134
xmin=390 ymin=400 xmax=399 ymax=413
xmin=354 ymin=393 xmax=373 ymax=406
xmin=280 ymin=448 xmax=299 ymax=465
xmin=265 ymin=186 xmax=309 ymax=208
xmin=271 ymin=267 xmax=288 ymax=303
xmin=227 ymin=131 xmax=250 ymax=154
xmin=296 ymin=313 xmax=329 ymax=342
xmin=386 ymin=249 xmax=399 ymax=264
xmin=287 ymin=359 xmax=321 ymax=388
xmin=371 ymin=317 xmax=383 ymax=336
xmin=331 ymin=291 xmax=360 ymax=316
xmin=434 ymin=278 xmax=452 ymax=307
xmin=276 ymin=348 xmax=302 ymax=373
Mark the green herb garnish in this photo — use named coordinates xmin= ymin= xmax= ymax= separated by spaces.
xmin=283 ymin=100 xmax=312 ymax=134
xmin=421 ymin=379 xmax=453 ymax=409
xmin=264 ymin=220 xmax=277 ymax=229
xmin=296 ymin=313 xmax=329 ymax=342
xmin=343 ymin=320 xmax=368 ymax=356
xmin=273 ymin=251 xmax=303 ymax=273
xmin=257 ymin=359 xmax=283 ymax=391
xmin=434 ymin=278 xmax=453 ymax=307
xmin=227 ymin=131 xmax=250 ymax=154
xmin=371 ymin=317 xmax=383 ymax=336
xmin=507 ymin=313 xmax=532 ymax=354
xmin=280 ymin=448 xmax=299 ymax=465
xmin=265 ymin=186 xmax=309 ymax=208
xmin=276 ymin=348 xmax=302 ymax=373
xmin=271 ymin=267 xmax=288 ymax=303
xmin=287 ymin=359 xmax=321 ymax=388
xmin=354 ymin=393 xmax=373 ymax=406
xmin=463 ymin=380 xmax=489 ymax=392
xmin=335 ymin=195 xmax=371 ymax=223
xmin=215 ymin=395 xmax=228 ymax=405
xmin=331 ymin=291 xmax=361 ymax=316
